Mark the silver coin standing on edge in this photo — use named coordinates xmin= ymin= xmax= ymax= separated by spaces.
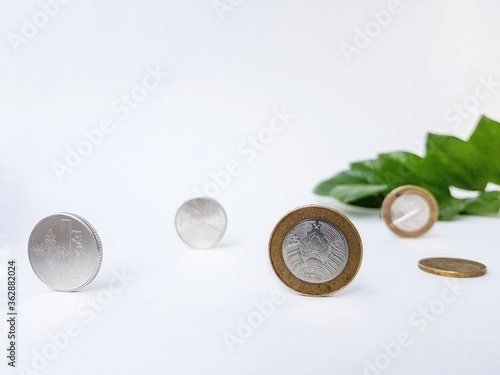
xmin=175 ymin=197 xmax=227 ymax=248
xmin=28 ymin=213 xmax=103 ymax=291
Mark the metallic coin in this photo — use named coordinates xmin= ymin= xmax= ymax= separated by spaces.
xmin=418 ymin=257 xmax=487 ymax=278
xmin=269 ymin=205 xmax=362 ymax=296
xmin=175 ymin=197 xmax=227 ymax=248
xmin=28 ymin=213 xmax=103 ymax=291
xmin=381 ymin=185 xmax=439 ymax=238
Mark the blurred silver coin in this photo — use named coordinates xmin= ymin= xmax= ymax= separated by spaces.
xmin=175 ymin=197 xmax=227 ymax=248
xmin=391 ymin=194 xmax=430 ymax=231
xmin=382 ymin=185 xmax=439 ymax=238
xmin=28 ymin=213 xmax=103 ymax=291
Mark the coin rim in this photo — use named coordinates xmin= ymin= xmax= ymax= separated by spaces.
xmin=28 ymin=213 xmax=103 ymax=292
xmin=268 ymin=205 xmax=363 ymax=296
xmin=381 ymin=185 xmax=439 ymax=238
xmin=418 ymin=257 xmax=487 ymax=278
xmin=175 ymin=197 xmax=227 ymax=249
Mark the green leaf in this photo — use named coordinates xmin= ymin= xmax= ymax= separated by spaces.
xmin=314 ymin=170 xmax=389 ymax=206
xmin=464 ymin=191 xmax=500 ymax=216
xmin=314 ymin=115 xmax=500 ymax=221
xmin=352 ymin=152 xmax=418 ymax=188
xmin=437 ymin=197 xmax=468 ymax=221
xmin=329 ymin=184 xmax=389 ymax=204
xmin=377 ymin=152 xmax=424 ymax=187
xmin=350 ymin=159 xmax=383 ymax=179
xmin=314 ymin=170 xmax=382 ymax=196
xmin=349 ymin=195 xmax=387 ymax=208
xmin=425 ymin=133 xmax=489 ymax=191
xmin=468 ymin=116 xmax=500 ymax=185
xmin=377 ymin=152 xmax=450 ymax=194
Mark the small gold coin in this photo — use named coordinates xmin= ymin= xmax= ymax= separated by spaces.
xmin=381 ymin=185 xmax=439 ymax=238
xmin=268 ymin=205 xmax=363 ymax=296
xmin=418 ymin=257 xmax=487 ymax=278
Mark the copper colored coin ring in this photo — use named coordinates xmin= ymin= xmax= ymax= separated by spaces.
xmin=418 ymin=257 xmax=487 ymax=278
xmin=268 ymin=205 xmax=363 ymax=296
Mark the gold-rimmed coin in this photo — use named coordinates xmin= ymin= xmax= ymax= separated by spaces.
xmin=269 ymin=205 xmax=362 ymax=296
xmin=418 ymin=257 xmax=487 ymax=278
xmin=381 ymin=185 xmax=439 ymax=238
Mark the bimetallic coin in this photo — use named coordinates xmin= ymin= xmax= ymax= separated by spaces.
xmin=382 ymin=185 xmax=439 ymax=238
xmin=175 ymin=197 xmax=227 ymax=248
xmin=418 ymin=257 xmax=487 ymax=278
xmin=28 ymin=213 xmax=103 ymax=291
xmin=269 ymin=205 xmax=362 ymax=296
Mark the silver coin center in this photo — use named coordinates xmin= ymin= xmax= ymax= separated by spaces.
xmin=282 ymin=219 xmax=348 ymax=284
xmin=175 ymin=197 xmax=227 ymax=249
xmin=28 ymin=213 xmax=102 ymax=291
xmin=390 ymin=194 xmax=431 ymax=232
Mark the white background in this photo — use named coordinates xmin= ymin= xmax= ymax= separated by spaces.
xmin=1 ymin=0 xmax=500 ymax=374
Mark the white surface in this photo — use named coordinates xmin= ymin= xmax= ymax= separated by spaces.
xmin=1 ymin=1 xmax=500 ymax=374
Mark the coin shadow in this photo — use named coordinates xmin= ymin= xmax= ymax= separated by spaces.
xmin=76 ymin=278 xmax=112 ymax=292
xmin=211 ymin=237 xmax=239 ymax=250
xmin=330 ymin=283 xmax=367 ymax=298
xmin=292 ymin=283 xmax=368 ymax=298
